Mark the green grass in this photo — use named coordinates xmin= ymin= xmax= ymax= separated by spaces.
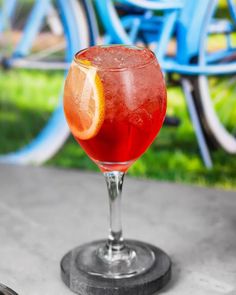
xmin=0 ymin=69 xmax=62 ymax=152
xmin=1 ymin=69 xmax=235 ymax=190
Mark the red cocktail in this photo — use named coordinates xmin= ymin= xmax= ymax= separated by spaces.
xmin=64 ymin=45 xmax=166 ymax=171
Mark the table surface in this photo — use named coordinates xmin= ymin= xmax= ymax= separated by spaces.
xmin=0 ymin=164 xmax=236 ymax=295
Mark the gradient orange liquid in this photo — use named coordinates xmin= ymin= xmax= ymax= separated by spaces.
xmin=64 ymin=46 xmax=167 ymax=172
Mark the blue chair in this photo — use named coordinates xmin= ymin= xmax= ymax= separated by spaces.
xmin=95 ymin=0 xmax=236 ymax=168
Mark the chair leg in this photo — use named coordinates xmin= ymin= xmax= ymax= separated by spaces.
xmin=181 ymin=78 xmax=213 ymax=169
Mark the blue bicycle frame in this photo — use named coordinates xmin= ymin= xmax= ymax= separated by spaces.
xmin=0 ymin=0 xmax=82 ymax=164
xmin=0 ymin=0 xmax=17 ymax=32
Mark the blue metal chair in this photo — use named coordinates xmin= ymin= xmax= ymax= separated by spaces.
xmin=95 ymin=0 xmax=236 ymax=168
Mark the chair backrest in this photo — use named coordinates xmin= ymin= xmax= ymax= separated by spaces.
xmin=227 ymin=0 xmax=236 ymax=25
xmin=94 ymin=0 xmax=184 ymax=45
xmin=176 ymin=0 xmax=216 ymax=64
xmin=95 ymin=0 xmax=222 ymax=66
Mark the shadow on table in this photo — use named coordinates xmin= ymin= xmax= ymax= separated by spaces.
xmin=158 ymin=261 xmax=180 ymax=294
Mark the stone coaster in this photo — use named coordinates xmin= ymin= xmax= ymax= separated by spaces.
xmin=61 ymin=240 xmax=171 ymax=295
xmin=0 ymin=284 xmax=18 ymax=295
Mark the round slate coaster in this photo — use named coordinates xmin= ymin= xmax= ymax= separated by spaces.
xmin=0 ymin=284 xmax=18 ymax=295
xmin=61 ymin=240 xmax=171 ymax=295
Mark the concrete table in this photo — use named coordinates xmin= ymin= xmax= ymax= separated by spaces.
xmin=0 ymin=164 xmax=236 ymax=295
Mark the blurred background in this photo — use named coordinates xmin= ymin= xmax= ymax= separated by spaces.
xmin=0 ymin=0 xmax=235 ymax=189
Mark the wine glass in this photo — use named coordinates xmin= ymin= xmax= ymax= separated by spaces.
xmin=61 ymin=45 xmax=171 ymax=294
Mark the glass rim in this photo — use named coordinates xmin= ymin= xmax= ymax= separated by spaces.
xmin=73 ymin=44 xmax=157 ymax=72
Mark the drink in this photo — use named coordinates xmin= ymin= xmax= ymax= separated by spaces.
xmin=61 ymin=45 xmax=171 ymax=295
xmin=64 ymin=45 xmax=166 ymax=171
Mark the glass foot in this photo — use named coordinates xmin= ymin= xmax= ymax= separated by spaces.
xmin=76 ymin=240 xmax=155 ymax=279
xmin=61 ymin=240 xmax=171 ymax=295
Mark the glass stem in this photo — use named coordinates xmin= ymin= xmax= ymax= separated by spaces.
xmin=104 ymin=171 xmax=125 ymax=254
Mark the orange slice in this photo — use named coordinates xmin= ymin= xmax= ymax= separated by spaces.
xmin=64 ymin=61 xmax=105 ymax=140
